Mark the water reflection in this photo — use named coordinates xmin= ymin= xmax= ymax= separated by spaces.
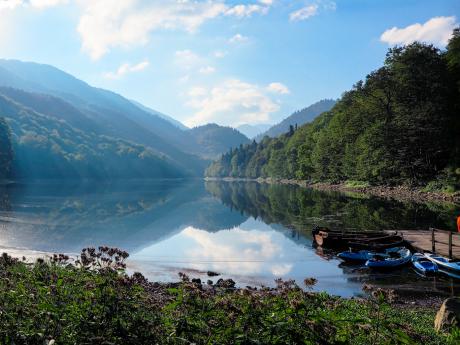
xmin=0 ymin=179 xmax=458 ymax=297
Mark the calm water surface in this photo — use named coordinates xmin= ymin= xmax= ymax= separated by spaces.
xmin=0 ymin=179 xmax=458 ymax=297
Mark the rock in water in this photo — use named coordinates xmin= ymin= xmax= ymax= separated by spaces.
xmin=434 ymin=297 xmax=460 ymax=332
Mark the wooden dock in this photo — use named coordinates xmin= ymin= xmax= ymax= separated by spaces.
xmin=386 ymin=228 xmax=460 ymax=259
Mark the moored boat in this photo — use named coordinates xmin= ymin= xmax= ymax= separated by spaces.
xmin=424 ymin=253 xmax=460 ymax=273
xmin=337 ymin=249 xmax=373 ymax=262
xmin=338 ymin=247 xmax=403 ymax=262
xmin=365 ymin=248 xmax=411 ymax=268
xmin=411 ymin=253 xmax=438 ymax=274
xmin=312 ymin=227 xmax=400 ymax=249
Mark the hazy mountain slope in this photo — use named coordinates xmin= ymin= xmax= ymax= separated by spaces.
xmin=0 ymin=59 xmax=248 ymax=170
xmin=0 ymin=59 xmax=208 ymax=174
xmin=237 ymin=124 xmax=271 ymax=139
xmin=0 ymin=93 xmax=186 ymax=179
xmin=130 ymin=100 xmax=188 ymax=131
xmin=256 ymin=99 xmax=336 ymax=140
xmin=188 ymin=124 xmax=250 ymax=159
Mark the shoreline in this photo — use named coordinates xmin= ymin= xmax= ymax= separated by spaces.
xmin=205 ymin=177 xmax=460 ymax=205
xmin=0 ymin=244 xmax=450 ymax=309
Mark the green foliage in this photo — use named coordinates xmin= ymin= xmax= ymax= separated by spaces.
xmin=187 ymin=123 xmax=250 ymax=159
xmin=0 ymin=117 xmax=13 ymax=179
xmin=0 ymin=249 xmax=449 ymax=344
xmin=345 ymin=180 xmax=371 ymax=188
xmin=0 ymin=94 xmax=186 ymax=179
xmin=207 ymin=36 xmax=460 ymax=188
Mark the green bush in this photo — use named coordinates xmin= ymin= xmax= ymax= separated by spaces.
xmin=0 ymin=248 xmax=451 ymax=344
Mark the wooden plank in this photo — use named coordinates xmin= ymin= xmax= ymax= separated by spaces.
xmin=385 ymin=229 xmax=460 ymax=259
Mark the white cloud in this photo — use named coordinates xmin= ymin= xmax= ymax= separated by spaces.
xmin=380 ymin=16 xmax=457 ymax=47
xmin=199 ymin=66 xmax=216 ymax=74
xmin=214 ymin=50 xmax=227 ymax=58
xmin=76 ymin=0 xmax=270 ymax=60
xmin=267 ymin=82 xmax=290 ymax=94
xmin=289 ymin=4 xmax=318 ymax=22
xmin=103 ymin=60 xmax=149 ymax=79
xmin=188 ymin=86 xmax=207 ymax=97
xmin=174 ymin=49 xmax=201 ymax=69
xmin=0 ymin=0 xmax=67 ymax=10
xmin=29 ymin=0 xmax=68 ymax=8
xmin=178 ymin=74 xmax=190 ymax=84
xmin=225 ymin=4 xmax=268 ymax=18
xmin=185 ymin=79 xmax=280 ymax=127
xmin=229 ymin=33 xmax=249 ymax=44
xmin=258 ymin=0 xmax=273 ymax=5
xmin=0 ymin=0 xmax=22 ymax=10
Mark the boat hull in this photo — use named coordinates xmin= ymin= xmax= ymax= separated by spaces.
xmin=365 ymin=248 xmax=412 ymax=268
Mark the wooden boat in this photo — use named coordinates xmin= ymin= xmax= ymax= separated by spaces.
xmin=312 ymin=227 xmax=402 ymax=250
xmin=424 ymin=253 xmax=460 ymax=273
xmin=348 ymin=235 xmax=405 ymax=250
xmin=411 ymin=253 xmax=438 ymax=274
xmin=365 ymin=248 xmax=411 ymax=268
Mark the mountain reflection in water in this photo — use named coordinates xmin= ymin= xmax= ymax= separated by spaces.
xmin=0 ymin=179 xmax=458 ymax=297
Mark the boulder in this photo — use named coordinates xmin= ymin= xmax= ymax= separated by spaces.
xmin=434 ymin=297 xmax=460 ymax=332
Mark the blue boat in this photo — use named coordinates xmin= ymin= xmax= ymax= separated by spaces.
xmin=411 ymin=253 xmax=438 ymax=274
xmin=424 ymin=253 xmax=460 ymax=273
xmin=339 ymin=247 xmax=404 ymax=263
xmin=365 ymin=248 xmax=412 ymax=268
xmin=337 ymin=250 xmax=373 ymax=262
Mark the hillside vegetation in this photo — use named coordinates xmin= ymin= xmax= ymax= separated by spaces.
xmin=0 ymin=60 xmax=249 ymax=179
xmin=207 ymin=32 xmax=460 ymax=191
xmin=0 ymin=116 xmax=12 ymax=179
xmin=188 ymin=124 xmax=250 ymax=159
xmin=0 ymin=94 xmax=186 ymax=179
xmin=255 ymin=99 xmax=336 ymax=140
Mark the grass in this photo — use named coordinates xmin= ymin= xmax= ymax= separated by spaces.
xmin=345 ymin=180 xmax=371 ymax=188
xmin=0 ymin=247 xmax=457 ymax=345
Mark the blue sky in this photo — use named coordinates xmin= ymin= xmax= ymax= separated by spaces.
xmin=0 ymin=0 xmax=459 ymax=128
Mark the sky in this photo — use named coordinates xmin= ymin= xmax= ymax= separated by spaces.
xmin=0 ymin=0 xmax=459 ymax=128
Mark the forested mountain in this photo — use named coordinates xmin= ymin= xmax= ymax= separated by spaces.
xmin=255 ymin=99 xmax=336 ymax=140
xmin=129 ymin=100 xmax=189 ymax=131
xmin=0 ymin=94 xmax=186 ymax=179
xmin=188 ymin=124 xmax=250 ymax=159
xmin=0 ymin=59 xmax=209 ymax=175
xmin=0 ymin=60 xmax=250 ymax=179
xmin=207 ymin=31 xmax=460 ymax=191
xmin=0 ymin=116 xmax=12 ymax=179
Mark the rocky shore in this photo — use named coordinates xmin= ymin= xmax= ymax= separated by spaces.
xmin=205 ymin=177 xmax=460 ymax=205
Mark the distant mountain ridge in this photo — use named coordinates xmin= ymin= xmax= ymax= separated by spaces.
xmin=188 ymin=124 xmax=250 ymax=159
xmin=0 ymin=59 xmax=250 ymax=179
xmin=256 ymin=99 xmax=336 ymax=140
xmin=236 ymin=123 xmax=271 ymax=139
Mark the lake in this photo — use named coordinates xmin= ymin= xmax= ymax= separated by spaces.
xmin=0 ymin=179 xmax=458 ymax=297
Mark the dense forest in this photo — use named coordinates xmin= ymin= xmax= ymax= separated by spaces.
xmin=0 ymin=60 xmax=252 ymax=179
xmin=207 ymin=29 xmax=460 ymax=191
xmin=0 ymin=94 xmax=186 ymax=179
xmin=188 ymin=124 xmax=250 ymax=159
xmin=0 ymin=116 xmax=12 ymax=179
